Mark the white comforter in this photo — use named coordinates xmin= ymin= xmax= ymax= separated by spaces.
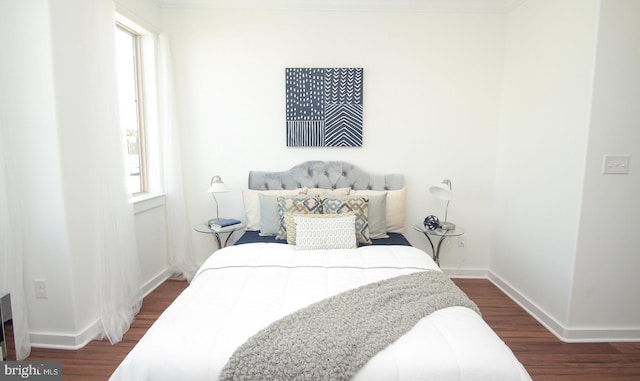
xmin=110 ymin=243 xmax=531 ymax=381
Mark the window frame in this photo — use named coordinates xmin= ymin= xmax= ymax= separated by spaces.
xmin=116 ymin=22 xmax=148 ymax=196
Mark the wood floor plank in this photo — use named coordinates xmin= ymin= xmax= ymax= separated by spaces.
xmin=4 ymin=277 xmax=639 ymax=380
xmin=453 ymin=278 xmax=640 ymax=380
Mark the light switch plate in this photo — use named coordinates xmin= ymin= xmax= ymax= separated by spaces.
xmin=602 ymin=155 xmax=630 ymax=174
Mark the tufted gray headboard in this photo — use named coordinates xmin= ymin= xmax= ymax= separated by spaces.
xmin=248 ymin=161 xmax=404 ymax=191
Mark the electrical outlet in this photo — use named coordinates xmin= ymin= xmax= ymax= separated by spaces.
xmin=458 ymin=236 xmax=466 ymax=247
xmin=34 ymin=280 xmax=48 ymax=299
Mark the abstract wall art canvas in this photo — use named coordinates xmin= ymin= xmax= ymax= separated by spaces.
xmin=286 ymin=68 xmax=363 ymax=147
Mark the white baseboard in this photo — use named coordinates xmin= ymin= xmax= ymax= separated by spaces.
xmin=140 ymin=268 xmax=174 ymax=298
xmin=30 ymin=268 xmax=173 ymax=350
xmin=488 ymin=271 xmax=640 ymax=343
xmin=30 ymin=322 xmax=103 ymax=350
xmin=443 ymin=267 xmax=488 ymax=278
xmin=487 ymin=271 xmax=568 ymax=340
xmin=562 ymin=327 xmax=640 ymax=342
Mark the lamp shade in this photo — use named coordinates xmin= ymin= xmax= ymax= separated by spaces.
xmin=208 ymin=175 xmax=229 ymax=193
xmin=429 ymin=179 xmax=452 ymax=200
xmin=429 ymin=178 xmax=455 ymax=231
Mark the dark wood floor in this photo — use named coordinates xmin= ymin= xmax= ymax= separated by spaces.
xmin=5 ymin=278 xmax=640 ymax=380
xmin=456 ymin=278 xmax=640 ymax=381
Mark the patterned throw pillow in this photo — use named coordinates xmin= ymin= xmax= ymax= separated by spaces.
xmin=321 ymin=195 xmax=371 ymax=244
xmin=285 ymin=212 xmax=355 ymax=245
xmin=294 ymin=214 xmax=357 ymax=250
xmin=276 ymin=195 xmax=322 ymax=240
xmin=347 ymin=192 xmax=387 ymax=239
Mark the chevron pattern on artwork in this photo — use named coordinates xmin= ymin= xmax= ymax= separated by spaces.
xmin=324 ymin=103 xmax=363 ymax=147
xmin=286 ymin=67 xmax=363 ymax=147
xmin=325 ymin=68 xmax=363 ymax=105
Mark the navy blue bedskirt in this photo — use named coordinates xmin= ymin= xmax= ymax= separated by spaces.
xmin=234 ymin=231 xmax=411 ymax=247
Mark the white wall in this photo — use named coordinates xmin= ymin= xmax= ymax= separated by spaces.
xmin=493 ymin=0 xmax=640 ymax=341
xmin=134 ymin=197 xmax=170 ymax=295
xmin=569 ymin=0 xmax=640 ymax=340
xmin=492 ymin=0 xmax=599 ymax=333
xmin=162 ymin=7 xmax=507 ymax=269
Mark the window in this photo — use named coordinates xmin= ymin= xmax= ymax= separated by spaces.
xmin=115 ymin=24 xmax=147 ymax=194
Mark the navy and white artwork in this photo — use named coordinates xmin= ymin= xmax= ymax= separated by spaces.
xmin=286 ymin=68 xmax=363 ymax=147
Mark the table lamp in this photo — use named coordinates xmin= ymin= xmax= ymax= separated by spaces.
xmin=429 ymin=179 xmax=455 ymax=231
xmin=207 ymin=175 xmax=229 ymax=224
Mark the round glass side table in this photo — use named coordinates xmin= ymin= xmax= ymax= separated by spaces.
xmin=413 ymin=223 xmax=465 ymax=266
xmin=194 ymin=222 xmax=245 ymax=249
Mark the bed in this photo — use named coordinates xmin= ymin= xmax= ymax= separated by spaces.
xmin=110 ymin=161 xmax=531 ymax=381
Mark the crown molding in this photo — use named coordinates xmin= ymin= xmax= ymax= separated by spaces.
xmin=155 ymin=0 xmax=513 ymax=13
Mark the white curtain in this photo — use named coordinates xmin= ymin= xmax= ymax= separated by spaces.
xmin=0 ymin=0 xmax=142 ymax=352
xmin=0 ymin=114 xmax=31 ymax=361
xmin=158 ymin=34 xmax=198 ymax=281
xmin=90 ymin=0 xmax=143 ymax=343
xmin=0 ymin=0 xmax=32 ymax=361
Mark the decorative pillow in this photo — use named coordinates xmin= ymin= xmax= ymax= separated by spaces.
xmin=295 ymin=214 xmax=357 ymax=250
xmin=276 ymin=195 xmax=322 ymax=240
xmin=321 ymin=195 xmax=371 ymax=244
xmin=242 ymin=188 xmax=307 ymax=231
xmin=258 ymin=194 xmax=280 ymax=236
xmin=345 ymin=192 xmax=387 ymax=239
xmin=352 ymin=188 xmax=406 ymax=234
xmin=307 ymin=187 xmax=351 ymax=197
xmin=285 ymin=212 xmax=355 ymax=245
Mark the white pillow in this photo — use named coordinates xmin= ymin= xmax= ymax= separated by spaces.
xmin=242 ymin=188 xmax=307 ymax=230
xmin=294 ymin=214 xmax=357 ymax=250
xmin=306 ymin=187 xmax=351 ymax=196
xmin=351 ymin=187 xmax=406 ymax=234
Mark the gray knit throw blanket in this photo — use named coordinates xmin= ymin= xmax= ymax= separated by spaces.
xmin=218 ymin=271 xmax=480 ymax=381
